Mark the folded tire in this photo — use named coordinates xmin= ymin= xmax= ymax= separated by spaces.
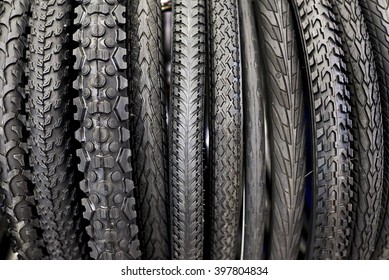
xmin=291 ymin=0 xmax=353 ymax=259
xmin=73 ymin=0 xmax=140 ymax=260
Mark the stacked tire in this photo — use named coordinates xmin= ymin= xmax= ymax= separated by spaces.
xmin=0 ymin=0 xmax=389 ymax=260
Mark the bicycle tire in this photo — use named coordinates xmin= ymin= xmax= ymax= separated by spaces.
xmin=0 ymin=0 xmax=46 ymax=260
xmin=169 ymin=0 xmax=206 ymax=260
xmin=207 ymin=0 xmax=243 ymax=260
xmin=128 ymin=0 xmax=170 ymax=260
xmin=332 ymin=0 xmax=384 ymax=260
xmin=358 ymin=0 xmax=389 ymax=260
xmin=73 ymin=0 xmax=140 ymax=260
xmin=257 ymin=0 xmax=306 ymax=260
xmin=291 ymin=0 xmax=353 ymax=259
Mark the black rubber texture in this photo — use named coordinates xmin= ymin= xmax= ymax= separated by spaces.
xmin=291 ymin=0 xmax=354 ymax=259
xmin=128 ymin=0 xmax=170 ymax=260
xmin=207 ymin=0 xmax=243 ymax=260
xmin=0 ymin=0 xmax=47 ymax=260
xmin=332 ymin=0 xmax=384 ymax=260
xmin=358 ymin=0 xmax=389 ymax=260
xmin=238 ymin=0 xmax=265 ymax=260
xmin=256 ymin=0 xmax=306 ymax=260
xmin=26 ymin=0 xmax=84 ymax=260
xmin=169 ymin=0 xmax=206 ymax=260
xmin=73 ymin=0 xmax=141 ymax=260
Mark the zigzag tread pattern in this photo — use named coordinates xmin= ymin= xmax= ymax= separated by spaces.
xmin=257 ymin=0 xmax=306 ymax=260
xmin=292 ymin=0 xmax=353 ymax=259
xmin=170 ymin=0 xmax=206 ymax=260
xmin=0 ymin=0 xmax=47 ymax=259
xmin=208 ymin=0 xmax=243 ymax=260
xmin=332 ymin=0 xmax=384 ymax=260
xmin=358 ymin=0 xmax=389 ymax=260
xmin=128 ymin=0 xmax=170 ymax=260
xmin=27 ymin=0 xmax=84 ymax=259
xmin=73 ymin=0 xmax=140 ymax=260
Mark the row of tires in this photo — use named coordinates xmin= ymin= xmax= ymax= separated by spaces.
xmin=0 ymin=0 xmax=389 ymax=260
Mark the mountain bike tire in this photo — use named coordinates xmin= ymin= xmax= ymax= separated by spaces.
xmin=73 ymin=0 xmax=140 ymax=260
xmin=291 ymin=0 xmax=354 ymax=260
xmin=27 ymin=0 xmax=84 ymax=260
xmin=332 ymin=0 xmax=384 ymax=260
xmin=0 ymin=0 xmax=47 ymax=260
xmin=207 ymin=0 xmax=243 ymax=260
xmin=358 ymin=0 xmax=389 ymax=260
xmin=256 ymin=0 xmax=306 ymax=260
xmin=169 ymin=0 xmax=206 ymax=260
xmin=128 ymin=0 xmax=170 ymax=260
xmin=238 ymin=0 xmax=265 ymax=260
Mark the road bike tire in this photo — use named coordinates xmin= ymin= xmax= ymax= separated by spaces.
xmin=128 ymin=0 xmax=170 ymax=260
xmin=332 ymin=0 xmax=384 ymax=260
xmin=27 ymin=0 xmax=84 ymax=260
xmin=207 ymin=0 xmax=243 ymax=260
xmin=291 ymin=0 xmax=354 ymax=259
xmin=256 ymin=0 xmax=306 ymax=260
xmin=0 ymin=0 xmax=46 ymax=260
xmin=169 ymin=0 xmax=206 ymax=260
xmin=73 ymin=0 xmax=140 ymax=260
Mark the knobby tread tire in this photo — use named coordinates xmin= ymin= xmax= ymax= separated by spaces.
xmin=239 ymin=0 xmax=265 ymax=260
xmin=207 ymin=0 xmax=243 ymax=260
xmin=169 ymin=0 xmax=206 ymax=260
xmin=0 ymin=0 xmax=47 ymax=260
xmin=291 ymin=0 xmax=354 ymax=259
xmin=73 ymin=0 xmax=140 ymax=260
xmin=27 ymin=0 xmax=84 ymax=260
xmin=257 ymin=0 xmax=306 ymax=260
xmin=358 ymin=0 xmax=389 ymax=260
xmin=128 ymin=0 xmax=170 ymax=260
xmin=332 ymin=0 xmax=384 ymax=260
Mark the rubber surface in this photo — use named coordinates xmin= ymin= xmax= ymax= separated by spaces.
xmin=239 ymin=0 xmax=265 ymax=260
xmin=128 ymin=0 xmax=170 ymax=260
xmin=73 ymin=0 xmax=140 ymax=260
xmin=291 ymin=0 xmax=354 ymax=259
xmin=207 ymin=0 xmax=243 ymax=260
xmin=27 ymin=0 xmax=84 ymax=259
xmin=332 ymin=0 xmax=384 ymax=260
xmin=0 ymin=0 xmax=47 ymax=260
xmin=257 ymin=0 xmax=306 ymax=260
xmin=169 ymin=0 xmax=206 ymax=260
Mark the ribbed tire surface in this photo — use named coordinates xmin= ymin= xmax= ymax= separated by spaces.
xmin=332 ymin=0 xmax=384 ymax=260
xmin=128 ymin=0 xmax=170 ymax=260
xmin=257 ymin=0 xmax=306 ymax=260
xmin=73 ymin=0 xmax=140 ymax=260
xmin=0 ymin=0 xmax=46 ymax=259
xmin=238 ymin=0 xmax=265 ymax=260
xmin=207 ymin=0 xmax=243 ymax=260
xmin=169 ymin=0 xmax=205 ymax=260
xmin=27 ymin=0 xmax=84 ymax=259
xmin=291 ymin=0 xmax=353 ymax=259
xmin=358 ymin=0 xmax=389 ymax=260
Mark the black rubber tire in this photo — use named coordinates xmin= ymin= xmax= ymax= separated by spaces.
xmin=128 ymin=0 xmax=170 ymax=260
xmin=256 ymin=0 xmax=306 ymax=260
xmin=358 ymin=0 xmax=389 ymax=260
xmin=207 ymin=0 xmax=243 ymax=260
xmin=238 ymin=0 xmax=265 ymax=260
xmin=73 ymin=0 xmax=141 ymax=260
xmin=0 ymin=0 xmax=47 ymax=260
xmin=27 ymin=0 xmax=84 ymax=260
xmin=291 ymin=0 xmax=354 ymax=259
xmin=169 ymin=0 xmax=206 ymax=260
xmin=332 ymin=0 xmax=384 ymax=260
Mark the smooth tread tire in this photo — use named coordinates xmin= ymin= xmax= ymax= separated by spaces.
xmin=256 ymin=0 xmax=306 ymax=260
xmin=73 ymin=0 xmax=140 ymax=260
xmin=291 ymin=0 xmax=354 ymax=259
